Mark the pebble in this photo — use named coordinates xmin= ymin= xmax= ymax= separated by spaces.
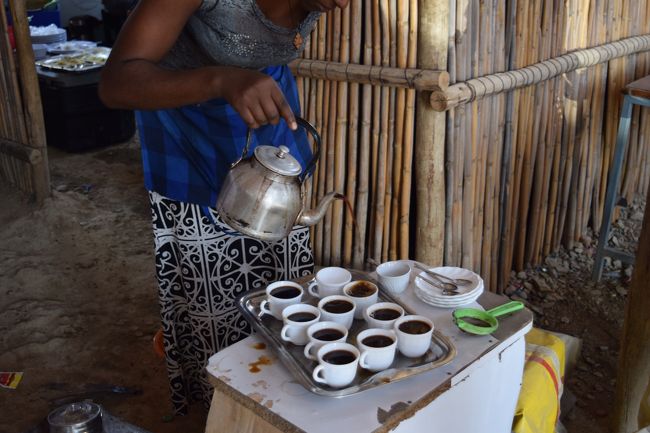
xmin=593 ymin=371 xmax=604 ymax=378
xmin=613 ymin=259 xmax=622 ymax=268
xmin=616 ymin=286 xmax=628 ymax=296
xmin=624 ymin=266 xmax=633 ymax=278
xmin=586 ymin=393 xmax=596 ymax=400
xmin=517 ymin=271 xmax=528 ymax=280
xmin=561 ymin=316 xmax=570 ymax=324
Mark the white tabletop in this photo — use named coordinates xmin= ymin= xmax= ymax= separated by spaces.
xmin=207 ymin=263 xmax=533 ymax=433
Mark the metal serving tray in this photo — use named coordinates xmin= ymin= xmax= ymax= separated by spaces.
xmin=36 ymin=47 xmax=110 ymax=72
xmin=237 ymin=270 xmax=457 ymax=397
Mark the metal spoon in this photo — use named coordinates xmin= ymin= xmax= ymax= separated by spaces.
xmin=414 ymin=263 xmax=473 ymax=287
xmin=417 ymin=273 xmax=459 ymax=296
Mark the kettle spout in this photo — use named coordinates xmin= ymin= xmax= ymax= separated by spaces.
xmin=297 ymin=192 xmax=343 ymax=227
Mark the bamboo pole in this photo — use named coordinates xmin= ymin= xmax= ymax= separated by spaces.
xmin=330 ymin=6 xmax=349 ymax=266
xmin=314 ymin=14 xmax=328 ymax=265
xmin=431 ymin=35 xmax=650 ymax=112
xmin=352 ymin=0 xmax=374 ymax=269
xmin=373 ymin=0 xmax=390 ymax=261
xmin=342 ymin=0 xmax=362 ymax=267
xmin=414 ymin=0 xmax=448 ymax=266
xmin=289 ymin=60 xmax=449 ymax=91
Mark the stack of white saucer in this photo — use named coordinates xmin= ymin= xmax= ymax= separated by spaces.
xmin=413 ymin=266 xmax=484 ymax=308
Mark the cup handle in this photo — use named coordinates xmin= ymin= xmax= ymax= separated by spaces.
xmin=359 ymin=351 xmax=370 ymax=369
xmin=260 ymin=300 xmax=271 ymax=316
xmin=281 ymin=324 xmax=293 ymax=343
xmin=304 ymin=342 xmax=316 ymax=360
xmin=312 ymin=364 xmax=327 ymax=384
xmin=308 ymin=281 xmax=319 ymax=297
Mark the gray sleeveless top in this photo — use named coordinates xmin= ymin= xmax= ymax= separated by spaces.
xmin=160 ymin=0 xmax=321 ymax=70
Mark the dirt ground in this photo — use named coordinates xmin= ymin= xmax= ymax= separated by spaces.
xmin=0 ymin=135 xmax=644 ymax=433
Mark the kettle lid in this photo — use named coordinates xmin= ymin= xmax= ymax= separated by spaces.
xmin=254 ymin=145 xmax=302 ymax=176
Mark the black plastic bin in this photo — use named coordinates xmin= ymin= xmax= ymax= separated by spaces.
xmin=37 ymin=67 xmax=135 ymax=152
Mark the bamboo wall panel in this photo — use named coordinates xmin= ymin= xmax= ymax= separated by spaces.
xmin=298 ymin=1 xmax=649 ymax=292
xmin=1 ymin=0 xmax=50 ymax=202
xmin=299 ymin=1 xmax=419 ymax=268
xmin=446 ymin=0 xmax=650 ymax=291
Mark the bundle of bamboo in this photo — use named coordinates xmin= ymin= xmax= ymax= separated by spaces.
xmin=296 ymin=0 xmax=419 ymax=269
xmin=299 ymin=0 xmax=650 ymax=293
xmin=0 ymin=0 xmax=49 ymax=202
xmin=443 ymin=0 xmax=650 ymax=291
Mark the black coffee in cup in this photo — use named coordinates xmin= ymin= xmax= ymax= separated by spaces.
xmin=313 ymin=328 xmax=345 ymax=341
xmin=270 ymin=285 xmax=301 ymax=299
xmin=323 ymin=300 xmax=354 ymax=314
xmin=347 ymin=281 xmax=377 ymax=297
xmin=399 ymin=320 xmax=432 ymax=334
xmin=322 ymin=350 xmax=357 ymax=365
xmin=370 ymin=308 xmax=401 ymax=321
xmin=287 ymin=312 xmax=317 ymax=322
xmin=361 ymin=335 xmax=394 ymax=348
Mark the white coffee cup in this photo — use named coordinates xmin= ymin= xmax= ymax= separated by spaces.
xmin=376 ymin=261 xmax=412 ymax=294
xmin=303 ymin=321 xmax=348 ymax=360
xmin=363 ymin=302 xmax=405 ymax=330
xmin=312 ymin=342 xmax=360 ymax=388
xmin=357 ymin=328 xmax=398 ymax=372
xmin=343 ymin=280 xmax=379 ymax=319
xmin=281 ymin=304 xmax=321 ymax=346
xmin=308 ymin=267 xmax=352 ymax=298
xmin=318 ymin=295 xmax=356 ymax=329
xmin=394 ymin=315 xmax=434 ymax=358
xmin=260 ymin=281 xmax=304 ymax=320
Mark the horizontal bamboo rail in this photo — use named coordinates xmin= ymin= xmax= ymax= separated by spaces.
xmin=431 ymin=34 xmax=650 ymax=111
xmin=290 ymin=59 xmax=449 ymax=91
xmin=0 ymin=138 xmax=43 ymax=164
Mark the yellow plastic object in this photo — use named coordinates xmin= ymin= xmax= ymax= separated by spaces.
xmin=512 ymin=328 xmax=567 ymax=433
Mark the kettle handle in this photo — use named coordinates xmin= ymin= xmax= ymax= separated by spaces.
xmin=234 ymin=118 xmax=321 ymax=181
xmin=295 ymin=117 xmax=321 ymax=182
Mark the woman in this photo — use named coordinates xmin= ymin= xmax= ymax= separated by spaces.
xmin=99 ymin=0 xmax=350 ymax=415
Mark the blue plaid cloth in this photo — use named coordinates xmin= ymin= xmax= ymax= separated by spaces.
xmin=136 ymin=65 xmax=312 ymax=207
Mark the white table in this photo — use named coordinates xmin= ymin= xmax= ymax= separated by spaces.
xmin=205 ymin=267 xmax=533 ymax=433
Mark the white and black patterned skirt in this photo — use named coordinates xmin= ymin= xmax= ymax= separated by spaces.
xmin=149 ymin=191 xmax=314 ymax=414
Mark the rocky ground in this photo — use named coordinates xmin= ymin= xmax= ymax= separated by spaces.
xmin=504 ymin=197 xmax=645 ymax=432
xmin=0 ymin=134 xmax=644 ymax=433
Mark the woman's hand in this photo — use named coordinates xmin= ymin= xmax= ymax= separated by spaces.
xmin=219 ymin=68 xmax=297 ymax=130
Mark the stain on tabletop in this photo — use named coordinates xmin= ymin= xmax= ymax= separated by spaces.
xmin=252 ymin=379 xmax=269 ymax=389
xmin=217 ymin=375 xmax=231 ymax=384
xmin=247 ymin=392 xmax=265 ymax=403
xmin=377 ymin=401 xmax=410 ymax=424
xmin=248 ymin=355 xmax=273 ymax=373
xmin=251 ymin=342 xmax=267 ymax=350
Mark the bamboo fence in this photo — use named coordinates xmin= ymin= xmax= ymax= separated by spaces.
xmin=296 ymin=0 xmax=421 ymax=269
xmin=297 ymin=0 xmax=650 ymax=292
xmin=0 ymin=0 xmax=49 ymax=202
xmin=440 ymin=0 xmax=650 ymax=290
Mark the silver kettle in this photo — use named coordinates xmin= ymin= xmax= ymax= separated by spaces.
xmin=215 ymin=118 xmax=340 ymax=241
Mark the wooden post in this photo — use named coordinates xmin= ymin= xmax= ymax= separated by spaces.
xmin=414 ymin=0 xmax=448 ymax=265
xmin=612 ymin=185 xmax=650 ymax=433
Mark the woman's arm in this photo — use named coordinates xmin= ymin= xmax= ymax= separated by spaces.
xmin=98 ymin=0 xmax=297 ymax=129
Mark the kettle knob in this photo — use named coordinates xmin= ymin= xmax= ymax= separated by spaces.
xmin=276 ymin=145 xmax=290 ymax=159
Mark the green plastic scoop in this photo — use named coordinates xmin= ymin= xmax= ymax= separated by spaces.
xmin=452 ymin=301 xmax=525 ymax=335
